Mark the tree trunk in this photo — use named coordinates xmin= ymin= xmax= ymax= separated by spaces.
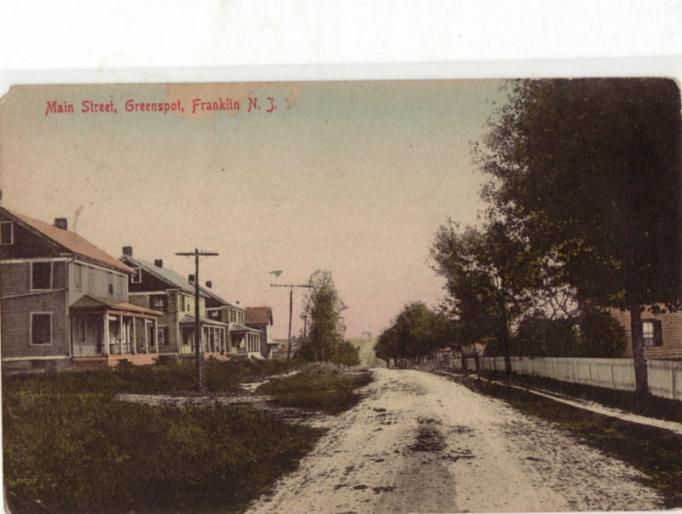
xmin=501 ymin=309 xmax=511 ymax=378
xmin=628 ymin=304 xmax=649 ymax=399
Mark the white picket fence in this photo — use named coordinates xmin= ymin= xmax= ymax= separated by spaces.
xmin=442 ymin=355 xmax=682 ymax=402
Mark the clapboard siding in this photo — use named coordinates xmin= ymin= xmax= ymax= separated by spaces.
xmin=0 ymin=262 xmax=29 ymax=297
xmin=610 ymin=308 xmax=682 ymax=360
xmin=1 ymin=292 xmax=68 ymax=357
xmin=67 ymin=261 xmax=128 ymax=305
xmin=0 ymin=213 xmax=64 ymax=259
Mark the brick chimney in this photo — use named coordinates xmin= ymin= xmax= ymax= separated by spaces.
xmin=122 ymin=246 xmax=133 ymax=256
xmin=188 ymin=274 xmax=195 ymax=283
xmin=205 ymin=280 xmax=212 ymax=288
xmin=154 ymin=259 xmax=163 ymax=268
xmin=54 ymin=218 xmax=68 ymax=230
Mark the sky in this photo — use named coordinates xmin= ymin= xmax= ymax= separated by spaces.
xmin=0 ymin=80 xmax=506 ymax=339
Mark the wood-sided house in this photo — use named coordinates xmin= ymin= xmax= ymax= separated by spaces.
xmin=245 ymin=306 xmax=278 ymax=358
xmin=0 ymin=208 xmax=162 ymax=373
xmin=610 ymin=307 xmax=682 ymax=360
xmin=120 ymin=248 xmax=229 ymax=360
xmin=205 ymin=293 xmax=262 ymax=358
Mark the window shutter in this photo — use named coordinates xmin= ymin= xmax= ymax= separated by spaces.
xmin=653 ymin=320 xmax=663 ymax=346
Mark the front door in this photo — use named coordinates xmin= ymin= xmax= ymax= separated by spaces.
xmin=71 ymin=315 xmax=99 ymax=356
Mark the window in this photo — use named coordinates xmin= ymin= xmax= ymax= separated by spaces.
xmin=108 ymin=283 xmax=114 ymax=296
xmin=30 ymin=312 xmax=52 ymax=345
xmin=157 ymin=327 xmax=169 ymax=346
xmin=0 ymin=221 xmax=13 ymax=245
xmin=208 ymin=310 xmax=219 ymax=320
xmin=643 ymin=320 xmax=663 ymax=347
xmin=131 ymin=267 xmax=142 ymax=284
xmin=150 ymin=295 xmax=167 ymax=312
xmin=78 ymin=318 xmax=86 ymax=342
xmin=31 ymin=262 xmax=52 ymax=290
xmin=74 ymin=265 xmax=82 ymax=291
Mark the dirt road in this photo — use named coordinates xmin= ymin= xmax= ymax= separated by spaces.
xmin=247 ymin=368 xmax=661 ymax=513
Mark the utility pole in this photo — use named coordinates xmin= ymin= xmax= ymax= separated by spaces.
xmin=271 ymin=283 xmax=313 ymax=371
xmin=176 ymin=249 xmax=219 ymax=391
xmin=301 ymin=314 xmax=308 ymax=338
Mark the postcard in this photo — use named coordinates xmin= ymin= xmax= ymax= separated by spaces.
xmin=1 ymin=79 xmax=681 ymax=514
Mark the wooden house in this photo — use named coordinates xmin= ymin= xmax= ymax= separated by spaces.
xmin=0 ymin=207 xmax=162 ymax=372
xmin=610 ymin=308 xmax=682 ymax=360
xmin=120 ymin=248 xmax=229 ymax=360
xmin=205 ymin=293 xmax=262 ymax=358
xmin=245 ymin=306 xmax=278 ymax=358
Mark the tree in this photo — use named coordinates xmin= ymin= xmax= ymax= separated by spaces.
xmin=477 ymin=78 xmax=681 ymax=396
xmin=375 ymin=325 xmax=400 ymax=366
xmin=298 ymin=270 xmax=345 ymax=362
xmin=431 ymin=218 xmax=541 ymax=374
xmin=374 ymin=302 xmax=453 ymax=364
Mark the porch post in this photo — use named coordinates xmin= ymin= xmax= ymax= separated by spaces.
xmin=132 ymin=316 xmax=137 ymax=354
xmin=103 ymin=312 xmax=111 ymax=355
xmin=118 ymin=314 xmax=123 ymax=354
xmin=144 ymin=319 xmax=150 ymax=354
xmin=154 ymin=318 xmax=158 ymax=352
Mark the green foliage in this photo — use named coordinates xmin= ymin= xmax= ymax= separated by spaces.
xmin=507 ymin=317 xmax=579 ymax=357
xmin=484 ymin=309 xmax=626 ymax=358
xmin=298 ymin=270 xmax=346 ymax=362
xmin=4 ymin=358 xmax=293 ymax=396
xmin=476 ymin=78 xmax=681 ymax=391
xmin=430 ymin=220 xmax=542 ymax=368
xmin=3 ymin=391 xmax=321 ymax=514
xmin=258 ymin=365 xmax=372 ymax=414
xmin=375 ymin=302 xmax=453 ymax=363
xmin=329 ymin=340 xmax=361 ymax=367
xmin=578 ymin=309 xmax=627 ymax=357
xmin=478 ymin=78 xmax=681 ymax=311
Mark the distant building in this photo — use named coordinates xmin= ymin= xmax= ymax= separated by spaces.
xmin=0 ymin=208 xmax=162 ymax=372
xmin=120 ymin=248 xmax=229 ymax=360
xmin=610 ymin=308 xmax=682 ymax=360
xmin=204 ymin=292 xmax=262 ymax=358
xmin=245 ymin=306 xmax=278 ymax=358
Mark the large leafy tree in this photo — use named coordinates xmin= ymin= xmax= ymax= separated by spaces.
xmin=431 ymin=218 xmax=541 ymax=374
xmin=477 ymin=78 xmax=681 ymax=396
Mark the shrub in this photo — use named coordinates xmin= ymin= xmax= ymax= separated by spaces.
xmin=258 ymin=363 xmax=372 ymax=414
xmin=258 ymin=366 xmax=372 ymax=414
xmin=578 ymin=309 xmax=627 ymax=357
xmin=511 ymin=317 xmax=579 ymax=357
xmin=329 ymin=341 xmax=361 ymax=367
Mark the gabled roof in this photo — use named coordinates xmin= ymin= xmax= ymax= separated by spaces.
xmin=4 ymin=208 xmax=132 ymax=274
xmin=201 ymin=285 xmax=241 ymax=309
xmin=245 ymin=306 xmax=273 ymax=326
xmin=122 ymin=255 xmax=209 ymax=297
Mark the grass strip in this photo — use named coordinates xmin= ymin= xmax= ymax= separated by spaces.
xmin=3 ymin=358 xmax=298 ymax=396
xmin=258 ymin=366 xmax=373 ymax=414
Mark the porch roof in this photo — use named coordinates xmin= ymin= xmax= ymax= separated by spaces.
xmin=70 ymin=295 xmax=162 ymax=317
xmin=230 ymin=322 xmax=261 ymax=334
xmin=178 ymin=315 xmax=228 ymax=328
